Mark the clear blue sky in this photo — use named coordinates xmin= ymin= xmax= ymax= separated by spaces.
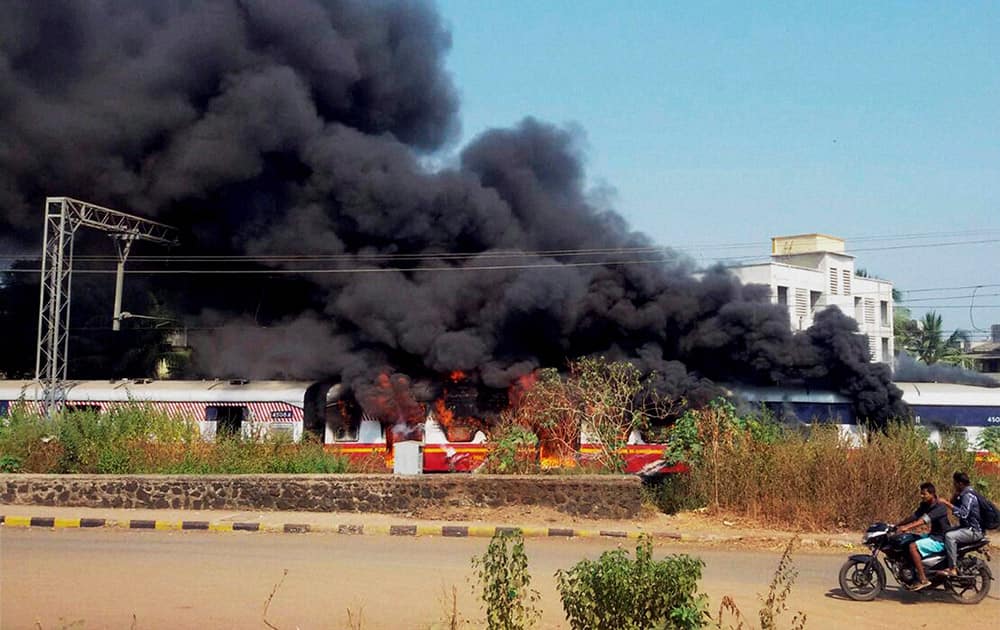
xmin=436 ymin=0 xmax=1000 ymax=339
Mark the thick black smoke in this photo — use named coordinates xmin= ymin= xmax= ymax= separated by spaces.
xmin=0 ymin=1 xmax=906 ymax=424
xmin=894 ymin=352 xmax=998 ymax=388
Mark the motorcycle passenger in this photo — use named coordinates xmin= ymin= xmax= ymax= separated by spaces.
xmin=895 ymin=482 xmax=949 ymax=590
xmin=939 ymin=471 xmax=983 ymax=577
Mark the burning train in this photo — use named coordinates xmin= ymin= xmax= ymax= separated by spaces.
xmin=0 ymin=377 xmax=685 ymax=475
xmin=2 ymin=377 xmax=997 ymax=475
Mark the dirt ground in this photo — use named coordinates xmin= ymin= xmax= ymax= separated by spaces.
xmin=2 ymin=527 xmax=996 ymax=629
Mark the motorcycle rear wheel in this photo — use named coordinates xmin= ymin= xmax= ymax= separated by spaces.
xmin=947 ymin=559 xmax=991 ymax=605
xmin=838 ymin=557 xmax=885 ymax=601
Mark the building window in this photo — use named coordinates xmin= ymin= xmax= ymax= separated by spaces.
xmin=854 ymin=296 xmax=863 ymax=321
xmin=777 ymin=286 xmax=788 ymax=305
xmin=795 ymin=288 xmax=809 ymax=319
xmin=842 ymin=269 xmax=852 ymax=296
xmin=864 ymin=299 xmax=876 ymax=325
xmin=829 ymin=267 xmax=838 ymax=295
xmin=881 ymin=337 xmax=890 ymax=361
xmin=810 ymin=290 xmax=822 ymax=312
xmin=880 ymin=300 xmax=889 ymax=327
xmin=867 ymin=335 xmax=877 ymax=361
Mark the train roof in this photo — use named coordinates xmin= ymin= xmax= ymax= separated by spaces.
xmin=728 ymin=382 xmax=1000 ymax=407
xmin=895 ymin=381 xmax=1000 ymax=406
xmin=0 ymin=380 xmax=314 ymax=404
xmin=725 ymin=385 xmax=851 ymax=404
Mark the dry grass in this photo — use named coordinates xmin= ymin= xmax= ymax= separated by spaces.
xmin=657 ymin=405 xmax=997 ymax=531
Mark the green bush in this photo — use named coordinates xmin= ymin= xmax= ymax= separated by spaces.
xmin=471 ymin=531 xmax=540 ymax=630
xmin=0 ymin=455 xmax=22 ymax=472
xmin=483 ymin=418 xmax=539 ymax=474
xmin=556 ymin=536 xmax=708 ymax=630
xmin=0 ymin=404 xmax=351 ymax=474
xmin=978 ymin=426 xmax=1000 ymax=453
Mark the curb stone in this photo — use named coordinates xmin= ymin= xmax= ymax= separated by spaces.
xmin=0 ymin=514 xmax=857 ymax=547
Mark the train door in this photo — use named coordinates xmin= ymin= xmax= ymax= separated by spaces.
xmin=206 ymin=405 xmax=248 ymax=439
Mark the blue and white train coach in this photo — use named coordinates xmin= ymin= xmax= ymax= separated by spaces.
xmin=733 ymin=381 xmax=1000 ymax=446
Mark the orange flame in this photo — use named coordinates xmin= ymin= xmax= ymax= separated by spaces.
xmin=539 ymin=444 xmax=577 ymax=469
xmin=449 ymin=370 xmax=467 ymax=382
xmin=434 ymin=398 xmax=455 ymax=428
xmin=508 ymin=370 xmax=539 ymax=407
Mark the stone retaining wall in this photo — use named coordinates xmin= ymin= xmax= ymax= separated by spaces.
xmin=0 ymin=474 xmax=641 ymax=519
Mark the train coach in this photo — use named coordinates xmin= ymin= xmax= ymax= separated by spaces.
xmin=733 ymin=381 xmax=1000 ymax=447
xmin=5 ymin=378 xmax=994 ymax=473
xmin=0 ymin=379 xmax=683 ymax=475
xmin=0 ymin=379 xmax=322 ymax=442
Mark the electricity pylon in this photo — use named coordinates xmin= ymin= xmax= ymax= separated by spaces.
xmin=34 ymin=197 xmax=179 ymax=413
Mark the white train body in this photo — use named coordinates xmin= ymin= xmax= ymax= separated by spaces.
xmin=3 ymin=379 xmax=998 ymax=451
xmin=0 ymin=379 xmax=312 ymax=442
xmin=734 ymin=381 xmax=1000 ymax=447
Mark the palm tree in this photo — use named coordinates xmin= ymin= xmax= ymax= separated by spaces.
xmin=906 ymin=312 xmax=969 ymax=365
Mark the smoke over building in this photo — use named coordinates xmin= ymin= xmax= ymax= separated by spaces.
xmin=0 ymin=1 xmax=906 ymax=423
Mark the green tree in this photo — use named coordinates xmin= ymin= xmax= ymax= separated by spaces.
xmin=903 ymin=312 xmax=969 ymax=366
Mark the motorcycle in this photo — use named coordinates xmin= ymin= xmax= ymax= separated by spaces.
xmin=839 ymin=522 xmax=993 ymax=604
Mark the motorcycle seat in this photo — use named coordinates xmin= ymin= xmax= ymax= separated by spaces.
xmin=957 ymin=538 xmax=990 ymax=552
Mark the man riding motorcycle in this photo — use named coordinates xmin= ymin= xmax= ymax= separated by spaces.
xmin=895 ymin=482 xmax=949 ymax=590
xmin=939 ymin=471 xmax=984 ymax=576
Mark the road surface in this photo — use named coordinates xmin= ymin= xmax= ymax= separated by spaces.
xmin=1 ymin=528 xmax=996 ymax=629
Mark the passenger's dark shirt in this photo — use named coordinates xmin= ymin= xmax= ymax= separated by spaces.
xmin=911 ymin=501 xmax=950 ymax=539
xmin=952 ymin=488 xmax=983 ymax=532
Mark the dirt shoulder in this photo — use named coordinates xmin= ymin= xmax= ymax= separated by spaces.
xmin=1 ymin=503 xmax=864 ymax=553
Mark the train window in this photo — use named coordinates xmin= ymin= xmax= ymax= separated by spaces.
xmin=334 ymin=420 xmax=359 ymax=442
xmin=445 ymin=423 xmax=475 ymax=443
xmin=268 ymin=423 xmax=295 ymax=440
xmin=206 ymin=406 xmax=248 ymax=438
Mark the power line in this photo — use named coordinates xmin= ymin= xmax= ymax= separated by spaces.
xmin=2 ymin=257 xmax=682 ymax=275
xmin=1 ymin=236 xmax=995 ymax=272
xmin=900 ymin=292 xmax=1000 ymax=303
xmin=3 ymin=228 xmax=1000 ymax=263
xmin=893 ymin=305 xmax=1000 ymax=309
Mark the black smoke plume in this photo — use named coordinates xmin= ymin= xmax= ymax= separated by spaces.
xmin=0 ymin=1 xmax=907 ymax=424
xmin=894 ymin=352 xmax=998 ymax=388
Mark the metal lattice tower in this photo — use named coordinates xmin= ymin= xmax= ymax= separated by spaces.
xmin=35 ymin=197 xmax=179 ymax=413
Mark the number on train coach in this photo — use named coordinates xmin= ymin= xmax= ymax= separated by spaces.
xmin=988 ymin=416 xmax=1000 ymax=424
xmin=271 ymin=410 xmax=293 ymax=420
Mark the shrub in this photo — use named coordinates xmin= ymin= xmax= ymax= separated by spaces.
xmin=556 ymin=536 xmax=708 ymax=630
xmin=659 ymin=401 xmax=992 ymax=530
xmin=0 ymin=404 xmax=351 ymax=474
xmin=508 ymin=358 xmax=682 ymax=473
xmin=979 ymin=426 xmax=1000 ymax=453
xmin=0 ymin=454 xmax=22 ymax=472
xmin=471 ymin=531 xmax=540 ymax=630
xmin=482 ymin=416 xmax=539 ymax=474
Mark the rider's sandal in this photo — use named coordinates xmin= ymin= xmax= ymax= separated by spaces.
xmin=912 ymin=581 xmax=932 ymax=591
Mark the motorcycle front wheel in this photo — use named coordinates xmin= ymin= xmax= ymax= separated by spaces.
xmin=838 ymin=557 xmax=886 ymax=601
xmin=947 ymin=559 xmax=992 ymax=605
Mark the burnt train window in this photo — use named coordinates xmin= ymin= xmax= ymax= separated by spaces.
xmin=206 ymin=406 xmax=248 ymax=438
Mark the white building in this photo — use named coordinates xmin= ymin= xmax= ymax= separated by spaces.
xmin=730 ymin=234 xmax=895 ymax=364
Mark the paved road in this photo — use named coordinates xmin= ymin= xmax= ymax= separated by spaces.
xmin=1 ymin=529 xmax=997 ymax=629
